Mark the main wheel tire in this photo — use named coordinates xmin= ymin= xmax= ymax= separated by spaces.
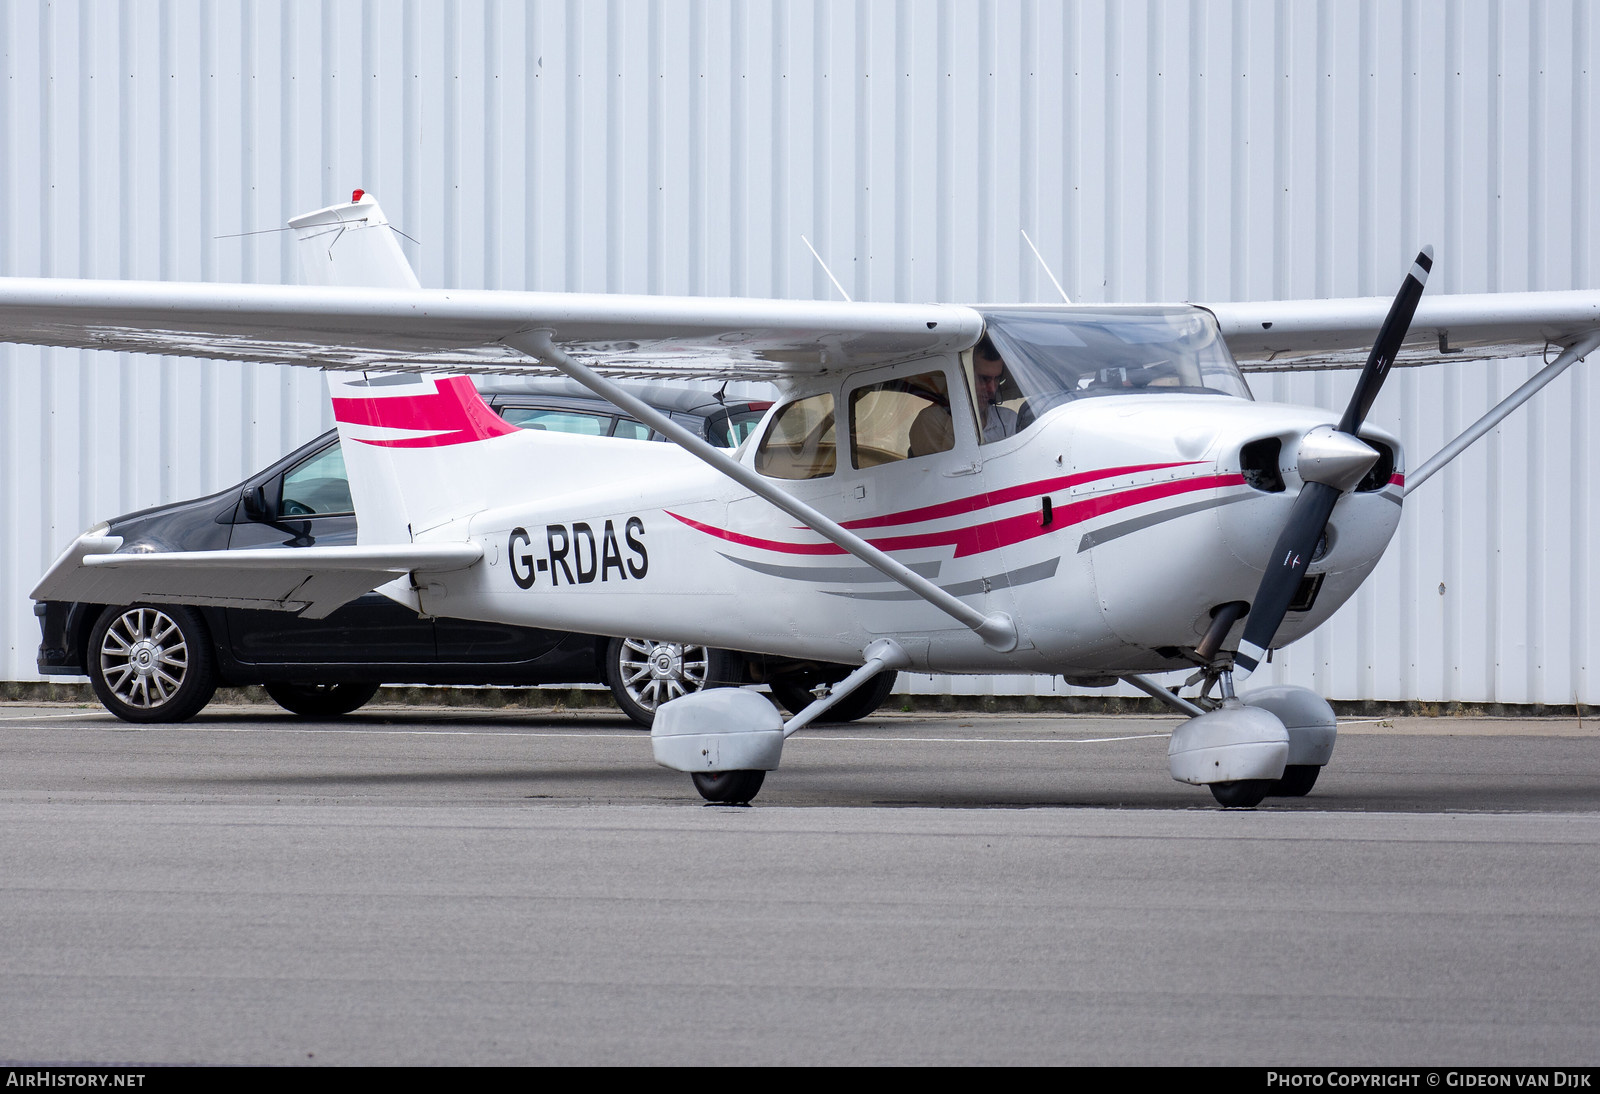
xmin=605 ymin=637 xmax=742 ymax=729
xmin=1209 ymin=779 xmax=1273 ymax=808
xmin=691 ymin=769 xmax=766 ymax=804
xmin=87 ymin=604 xmax=218 ymax=723
xmin=1269 ymin=764 xmax=1321 ymax=797
xmin=263 ymin=682 xmax=381 ymax=717
xmin=769 ymin=670 xmax=900 ymax=722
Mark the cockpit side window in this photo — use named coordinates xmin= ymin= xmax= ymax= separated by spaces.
xmin=849 ymin=371 xmax=956 ymax=467
xmin=754 ymin=392 xmax=837 ymax=480
xmin=961 ymin=337 xmax=1023 ymax=445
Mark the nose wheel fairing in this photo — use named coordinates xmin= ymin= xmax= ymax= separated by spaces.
xmin=1158 ymin=681 xmax=1339 ymax=808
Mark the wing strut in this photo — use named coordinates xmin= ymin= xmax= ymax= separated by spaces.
xmin=503 ymin=329 xmax=1019 ymax=653
xmin=1404 ymin=329 xmax=1600 ymax=496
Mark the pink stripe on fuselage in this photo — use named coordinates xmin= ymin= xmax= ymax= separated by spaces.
xmin=836 ymin=461 xmax=1200 ymax=531
xmin=669 ymin=471 xmax=1244 ymax=560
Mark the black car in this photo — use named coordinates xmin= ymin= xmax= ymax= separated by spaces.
xmin=35 ymin=377 xmax=898 ymax=727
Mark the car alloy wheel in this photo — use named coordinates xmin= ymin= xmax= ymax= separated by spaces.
xmin=88 ymin=604 xmax=218 ymax=723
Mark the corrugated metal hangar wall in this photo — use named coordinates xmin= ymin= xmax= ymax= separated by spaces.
xmin=1 ymin=0 xmax=1596 ymax=705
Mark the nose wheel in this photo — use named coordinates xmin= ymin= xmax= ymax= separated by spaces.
xmin=690 ymin=770 xmax=766 ymax=804
xmin=1209 ymin=779 xmax=1273 ymax=808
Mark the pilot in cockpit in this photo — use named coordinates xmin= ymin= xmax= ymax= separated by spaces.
xmin=907 ymin=336 xmax=1019 ymax=457
xmin=971 ymin=337 xmax=1019 ymax=442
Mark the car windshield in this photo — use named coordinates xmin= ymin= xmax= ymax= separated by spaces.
xmin=978 ymin=306 xmax=1251 ymax=434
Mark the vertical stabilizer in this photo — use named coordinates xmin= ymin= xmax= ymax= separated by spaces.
xmin=291 ymin=193 xmax=515 ymax=554
xmin=327 ymin=371 xmax=519 ymax=545
xmin=289 ymin=190 xmax=421 ymax=289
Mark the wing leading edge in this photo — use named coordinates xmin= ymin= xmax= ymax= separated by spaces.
xmin=0 ymin=276 xmax=983 ymax=382
xmin=1205 ymin=290 xmax=1600 ymax=371
xmin=1 ymin=192 xmax=1596 ymax=379
xmin=5 ymin=276 xmax=1599 ymax=379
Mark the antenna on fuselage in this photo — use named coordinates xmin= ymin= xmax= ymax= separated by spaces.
xmin=1021 ymin=229 xmax=1071 ymax=304
xmin=800 ymin=235 xmax=853 ymax=302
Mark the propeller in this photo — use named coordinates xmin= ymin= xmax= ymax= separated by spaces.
xmin=1232 ymin=246 xmax=1433 ymax=681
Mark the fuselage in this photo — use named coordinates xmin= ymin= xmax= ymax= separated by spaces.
xmin=399 ymin=345 xmax=1405 ymax=678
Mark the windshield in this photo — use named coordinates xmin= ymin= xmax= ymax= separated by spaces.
xmin=978 ymin=306 xmax=1252 ymax=436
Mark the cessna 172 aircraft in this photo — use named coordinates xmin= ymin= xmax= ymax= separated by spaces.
xmin=6 ymin=192 xmax=1599 ymax=806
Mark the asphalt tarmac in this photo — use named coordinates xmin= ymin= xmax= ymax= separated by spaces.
xmin=1 ymin=701 xmax=1597 ymax=1065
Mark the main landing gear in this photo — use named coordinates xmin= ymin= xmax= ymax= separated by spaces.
xmin=650 ymin=638 xmax=913 ymax=806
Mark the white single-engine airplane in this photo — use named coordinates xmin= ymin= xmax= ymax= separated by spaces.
xmin=7 ymin=193 xmax=1600 ymax=806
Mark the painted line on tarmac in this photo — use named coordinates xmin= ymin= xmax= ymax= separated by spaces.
xmin=103 ymin=725 xmax=648 ymax=739
xmin=6 ymin=718 xmax=1169 ymax=745
xmin=796 ymin=732 xmax=1171 ymax=744
xmin=0 ymin=711 xmax=109 ymax=721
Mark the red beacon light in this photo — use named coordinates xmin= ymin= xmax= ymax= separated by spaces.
xmin=351 ymin=188 xmax=366 ymax=202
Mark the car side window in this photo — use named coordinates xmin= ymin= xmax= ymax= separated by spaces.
xmin=706 ymin=408 xmax=768 ymax=448
xmin=754 ymin=392 xmax=836 ymax=480
xmin=498 ymin=405 xmax=655 ymax=440
xmin=280 ymin=442 xmax=355 ymax=517
xmin=499 ymin=407 xmax=613 ymax=435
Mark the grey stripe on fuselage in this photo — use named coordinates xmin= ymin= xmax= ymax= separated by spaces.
xmin=823 ymin=558 xmax=1060 ymax=601
xmin=718 ymin=554 xmax=943 ymax=582
xmin=1076 ymin=490 xmax=1256 ymax=553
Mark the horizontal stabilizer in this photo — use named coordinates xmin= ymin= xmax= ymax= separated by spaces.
xmin=31 ymin=535 xmax=481 ymax=620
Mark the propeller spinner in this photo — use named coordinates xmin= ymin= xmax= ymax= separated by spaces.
xmin=1232 ymin=247 xmax=1433 ymax=681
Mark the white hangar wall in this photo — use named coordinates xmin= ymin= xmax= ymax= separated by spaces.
xmin=0 ymin=0 xmax=1595 ymax=705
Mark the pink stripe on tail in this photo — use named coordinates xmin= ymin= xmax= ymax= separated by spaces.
xmin=332 ymin=376 xmax=519 ymax=448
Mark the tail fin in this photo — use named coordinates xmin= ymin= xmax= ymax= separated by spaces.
xmin=326 ymin=371 xmax=519 ymax=543
xmin=289 ymin=190 xmax=421 ymax=289
xmin=293 ymin=192 xmax=513 ymax=545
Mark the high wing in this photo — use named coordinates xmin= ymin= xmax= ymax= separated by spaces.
xmin=0 ymin=277 xmax=982 ymax=381
xmin=31 ymin=534 xmax=482 ymax=619
xmin=1204 ymin=290 xmax=1600 ymax=371
xmin=4 ymin=275 xmax=1598 ymax=378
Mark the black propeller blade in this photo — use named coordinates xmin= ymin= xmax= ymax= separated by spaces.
xmin=1233 ymin=247 xmax=1433 ymax=680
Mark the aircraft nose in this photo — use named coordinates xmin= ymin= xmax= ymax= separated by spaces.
xmin=1295 ymin=425 xmax=1379 ymax=491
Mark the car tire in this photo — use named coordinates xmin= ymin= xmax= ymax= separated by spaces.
xmin=769 ymin=669 xmax=900 ymax=722
xmin=263 ymin=682 xmax=381 ymax=717
xmin=605 ymin=637 xmax=742 ymax=729
xmin=87 ymin=604 xmax=219 ymax=723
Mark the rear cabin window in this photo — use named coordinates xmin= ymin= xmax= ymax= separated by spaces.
xmin=754 ymin=393 xmax=836 ymax=480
